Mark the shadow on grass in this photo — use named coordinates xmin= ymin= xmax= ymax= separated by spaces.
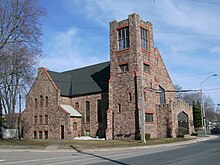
xmin=70 ymin=145 xmax=129 ymax=165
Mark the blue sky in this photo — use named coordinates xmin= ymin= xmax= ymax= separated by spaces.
xmin=39 ymin=0 xmax=220 ymax=106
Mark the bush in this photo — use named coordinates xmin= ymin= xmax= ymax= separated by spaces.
xmin=176 ymin=127 xmax=188 ymax=136
xmin=177 ymin=134 xmax=184 ymax=138
xmin=135 ymin=133 xmax=151 ymax=140
xmin=145 ymin=133 xmax=151 ymax=140
xmin=191 ymin=132 xmax=198 ymax=136
xmin=135 ymin=134 xmax=141 ymax=140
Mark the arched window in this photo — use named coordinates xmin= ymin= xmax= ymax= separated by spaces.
xmin=118 ymin=104 xmax=121 ymax=113
xmin=39 ymin=115 xmax=43 ymax=124
xmin=45 ymin=115 xmax=48 ymax=125
xmin=34 ymin=131 xmax=37 ymax=139
xmin=97 ymin=100 xmax=102 ymax=123
xmin=45 ymin=96 xmax=48 ymax=107
xmin=128 ymin=93 xmax=132 ymax=102
xmin=73 ymin=122 xmax=77 ymax=131
xmin=144 ymin=91 xmax=147 ymax=101
xmin=40 ymin=95 xmax=43 ymax=107
xmin=75 ymin=102 xmax=79 ymax=110
xmin=34 ymin=98 xmax=38 ymax=109
xmin=159 ymin=86 xmax=165 ymax=105
xmin=86 ymin=101 xmax=90 ymax=123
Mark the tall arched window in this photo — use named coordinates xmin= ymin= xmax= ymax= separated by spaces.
xmin=34 ymin=98 xmax=38 ymax=109
xmin=75 ymin=102 xmax=79 ymax=110
xmin=40 ymin=95 xmax=43 ymax=107
xmin=86 ymin=101 xmax=90 ymax=123
xmin=118 ymin=104 xmax=121 ymax=113
xmin=97 ymin=100 xmax=102 ymax=123
xmin=159 ymin=86 xmax=165 ymax=105
xmin=73 ymin=122 xmax=77 ymax=131
xmin=45 ymin=96 xmax=48 ymax=107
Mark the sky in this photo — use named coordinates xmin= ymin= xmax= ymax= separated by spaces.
xmin=39 ymin=0 xmax=220 ymax=107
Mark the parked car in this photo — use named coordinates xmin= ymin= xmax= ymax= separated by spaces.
xmin=211 ymin=128 xmax=220 ymax=134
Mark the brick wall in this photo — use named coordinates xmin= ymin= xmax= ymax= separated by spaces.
xmin=61 ymin=92 xmax=108 ymax=138
xmin=107 ymin=13 xmax=192 ymax=140
xmin=22 ymin=68 xmax=61 ymax=140
xmin=22 ymin=67 xmax=108 ymax=139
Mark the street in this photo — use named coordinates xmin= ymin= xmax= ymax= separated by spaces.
xmin=0 ymin=136 xmax=219 ymax=165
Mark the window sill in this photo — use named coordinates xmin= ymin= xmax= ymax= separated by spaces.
xmin=141 ymin=48 xmax=150 ymax=54
xmin=115 ymin=48 xmax=130 ymax=55
xmin=118 ymin=71 xmax=129 ymax=74
xmin=145 ymin=122 xmax=155 ymax=124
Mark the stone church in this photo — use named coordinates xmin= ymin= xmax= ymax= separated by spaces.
xmin=21 ymin=13 xmax=194 ymax=140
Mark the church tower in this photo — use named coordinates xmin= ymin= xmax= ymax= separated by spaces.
xmin=106 ymin=13 xmax=159 ymax=140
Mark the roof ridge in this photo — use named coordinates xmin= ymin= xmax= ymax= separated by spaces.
xmin=61 ymin=61 xmax=110 ymax=74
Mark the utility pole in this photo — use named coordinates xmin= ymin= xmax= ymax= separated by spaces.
xmin=0 ymin=98 xmax=2 ymax=139
xmin=140 ymin=61 xmax=146 ymax=143
xmin=200 ymin=74 xmax=217 ymax=136
xmin=18 ymin=90 xmax=21 ymax=140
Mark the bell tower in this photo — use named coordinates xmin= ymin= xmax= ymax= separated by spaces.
xmin=106 ymin=13 xmax=155 ymax=140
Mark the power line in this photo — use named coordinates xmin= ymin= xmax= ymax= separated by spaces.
xmin=155 ymin=31 xmax=220 ymax=37
xmin=167 ymin=44 xmax=220 ymax=55
xmin=43 ymin=24 xmax=107 ymax=29
xmin=175 ymin=71 xmax=220 ymax=78
xmin=43 ymin=23 xmax=220 ymax=38
xmin=171 ymin=0 xmax=220 ymax=5
xmin=44 ymin=24 xmax=220 ymax=38
xmin=187 ymin=0 xmax=220 ymax=5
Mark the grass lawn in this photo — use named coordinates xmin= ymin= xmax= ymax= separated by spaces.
xmin=0 ymin=139 xmax=54 ymax=149
xmin=0 ymin=137 xmax=192 ymax=150
xmin=60 ymin=138 xmax=192 ymax=150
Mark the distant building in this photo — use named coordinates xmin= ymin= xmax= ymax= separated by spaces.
xmin=21 ymin=13 xmax=194 ymax=140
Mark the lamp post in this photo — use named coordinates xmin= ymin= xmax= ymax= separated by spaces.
xmin=200 ymin=74 xmax=217 ymax=136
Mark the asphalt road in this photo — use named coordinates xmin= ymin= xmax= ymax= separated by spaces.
xmin=0 ymin=136 xmax=219 ymax=165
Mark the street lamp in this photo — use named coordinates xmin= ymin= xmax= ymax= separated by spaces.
xmin=200 ymin=74 xmax=217 ymax=136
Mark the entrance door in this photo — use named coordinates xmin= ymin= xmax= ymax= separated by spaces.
xmin=178 ymin=112 xmax=189 ymax=134
xmin=61 ymin=125 xmax=64 ymax=139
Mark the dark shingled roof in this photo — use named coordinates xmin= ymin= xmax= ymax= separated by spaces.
xmin=47 ymin=61 xmax=110 ymax=97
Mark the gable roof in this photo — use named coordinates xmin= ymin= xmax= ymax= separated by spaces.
xmin=60 ymin=104 xmax=82 ymax=117
xmin=47 ymin=61 xmax=110 ymax=97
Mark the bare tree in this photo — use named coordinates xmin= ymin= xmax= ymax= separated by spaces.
xmin=0 ymin=0 xmax=45 ymax=50
xmin=0 ymin=0 xmax=45 ymax=128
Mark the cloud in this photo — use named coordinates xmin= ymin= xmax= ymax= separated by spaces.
xmin=40 ymin=28 xmax=103 ymax=71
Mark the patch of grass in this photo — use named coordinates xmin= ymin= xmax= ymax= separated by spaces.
xmin=146 ymin=138 xmax=190 ymax=145
xmin=58 ymin=140 xmax=144 ymax=150
xmin=0 ymin=139 xmax=54 ymax=149
xmin=58 ymin=138 xmax=192 ymax=150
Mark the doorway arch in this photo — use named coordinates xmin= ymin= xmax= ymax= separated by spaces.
xmin=178 ymin=112 xmax=189 ymax=134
